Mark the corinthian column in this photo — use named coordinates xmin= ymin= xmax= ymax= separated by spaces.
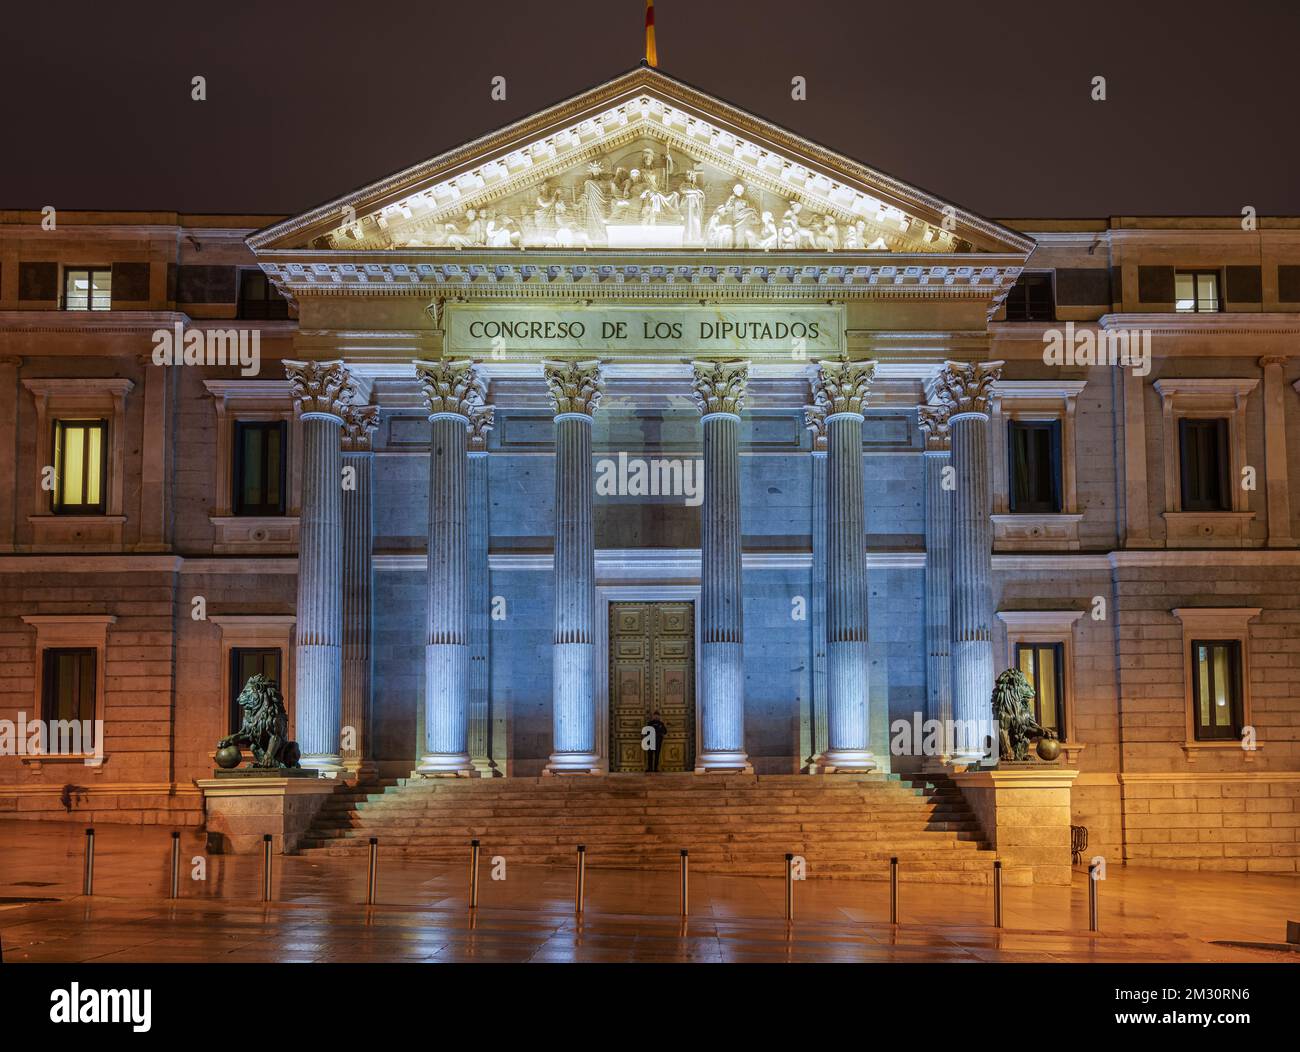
xmin=467 ymin=403 xmax=497 ymax=775
xmin=802 ymin=403 xmax=828 ymax=770
xmin=812 ymin=359 xmax=877 ymax=772
xmin=691 ymin=360 xmax=750 ymax=772
xmin=543 ymin=360 xmax=604 ymax=775
xmin=284 ymin=359 xmax=356 ymax=771
xmin=918 ymin=397 xmax=954 ymax=765
xmin=414 ymin=359 xmax=487 ymax=776
xmin=341 ymin=402 xmax=379 ymax=779
xmin=933 ymin=360 xmax=1003 ymax=763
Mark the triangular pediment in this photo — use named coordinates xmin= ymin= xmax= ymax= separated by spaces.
xmin=249 ymin=67 xmax=1032 ymax=258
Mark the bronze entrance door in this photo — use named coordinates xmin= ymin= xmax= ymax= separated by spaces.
xmin=608 ymin=601 xmax=695 ymax=773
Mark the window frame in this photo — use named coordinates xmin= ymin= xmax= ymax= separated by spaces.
xmin=51 ymin=417 xmax=109 ymax=515
xmin=1014 ymin=640 xmax=1066 ymax=736
xmin=41 ymin=646 xmax=97 ymax=726
xmin=1189 ymin=638 xmax=1244 ymax=741
xmin=1172 ymin=607 xmax=1260 ymax=760
xmin=1174 ymin=269 xmax=1222 ymax=314
xmin=232 ymin=419 xmax=288 ymax=517
xmin=1177 ymin=416 xmax=1231 ymax=513
xmin=228 ymin=645 xmax=284 ymax=735
xmin=1007 ymin=418 xmax=1063 ymax=515
xmin=236 ymin=267 xmax=291 ymax=321
xmin=996 ymin=610 xmax=1083 ymax=754
xmin=1002 ymin=271 xmax=1056 ymax=323
xmin=61 ymin=266 xmax=112 ymax=312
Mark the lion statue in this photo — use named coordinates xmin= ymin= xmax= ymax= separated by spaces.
xmin=217 ymin=673 xmax=301 ymax=769
xmin=992 ymin=667 xmax=1057 ymax=761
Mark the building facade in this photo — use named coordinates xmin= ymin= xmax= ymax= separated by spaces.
xmin=2 ymin=67 xmax=1299 ymax=874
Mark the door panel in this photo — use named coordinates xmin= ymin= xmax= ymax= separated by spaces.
xmin=609 ymin=601 xmax=695 ymax=772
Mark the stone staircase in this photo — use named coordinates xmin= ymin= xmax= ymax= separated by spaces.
xmin=299 ymin=772 xmax=997 ymax=883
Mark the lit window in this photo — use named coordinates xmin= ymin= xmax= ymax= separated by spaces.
xmin=230 ymin=647 xmax=282 ymax=734
xmin=1175 ymin=270 xmax=1220 ymax=313
xmin=1008 ymin=419 xmax=1062 ymax=513
xmin=62 ymin=268 xmax=112 ymax=311
xmin=1015 ymin=641 xmax=1065 ymax=735
xmin=1178 ymin=417 xmax=1230 ymax=512
xmin=52 ymin=419 xmax=107 ymax=514
xmin=233 ymin=421 xmax=287 ymax=516
xmin=42 ymin=648 xmax=96 ymax=724
xmin=1191 ymin=640 xmax=1243 ymax=740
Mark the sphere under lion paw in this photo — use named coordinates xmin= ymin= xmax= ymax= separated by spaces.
xmin=1035 ymin=737 xmax=1061 ymax=762
xmin=215 ymin=744 xmax=243 ymax=769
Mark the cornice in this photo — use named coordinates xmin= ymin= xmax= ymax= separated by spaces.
xmin=0 ymin=310 xmax=189 ymax=334
xmin=1098 ymin=312 xmax=1300 ymax=336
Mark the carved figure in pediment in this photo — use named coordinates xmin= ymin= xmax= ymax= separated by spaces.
xmin=446 ymin=208 xmax=486 ymax=249
xmin=678 ymin=169 xmax=706 ymax=242
xmin=706 ymin=183 xmax=760 ymax=248
xmin=844 ymin=220 xmax=867 ymax=250
xmin=637 ymin=170 xmax=680 ymax=225
xmin=533 ymin=182 xmax=567 ymax=229
xmin=813 ymin=213 xmax=840 ymax=251
xmin=757 ymin=211 xmax=779 ymax=250
xmin=484 ymin=208 xmax=519 ymax=248
xmin=779 ymin=202 xmax=817 ymax=250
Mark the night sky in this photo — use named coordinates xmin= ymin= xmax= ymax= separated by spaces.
xmin=2 ymin=0 xmax=1297 ymax=220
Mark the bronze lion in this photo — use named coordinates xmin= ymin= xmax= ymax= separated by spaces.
xmin=992 ymin=667 xmax=1057 ymax=761
xmin=218 ymin=673 xmax=301 ymax=769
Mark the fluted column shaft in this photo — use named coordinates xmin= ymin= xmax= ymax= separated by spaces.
xmin=341 ymin=445 xmax=374 ymax=770
xmin=950 ymin=411 xmax=994 ymax=760
xmin=467 ymin=447 xmax=493 ymax=774
xmin=808 ymin=449 xmax=828 ymax=767
xmin=824 ymin=411 xmax=873 ymax=768
xmin=549 ymin=414 xmax=598 ymax=768
xmin=923 ymin=449 xmax=954 ymax=747
xmin=699 ymin=410 xmax=747 ymax=769
xmin=421 ymin=413 xmax=472 ymax=772
xmin=296 ymin=413 xmax=345 ymax=767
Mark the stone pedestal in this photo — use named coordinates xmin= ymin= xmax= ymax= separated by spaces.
xmin=691 ymin=360 xmax=751 ymax=773
xmin=543 ymin=361 xmax=604 ymax=775
xmin=196 ymin=776 xmax=338 ymax=854
xmin=950 ymin=765 xmax=1079 ymax=885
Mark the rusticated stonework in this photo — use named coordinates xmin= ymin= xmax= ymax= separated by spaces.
xmin=415 ymin=359 xmax=486 ymax=419
xmin=917 ymin=402 xmax=953 ymax=453
xmin=933 ymin=360 xmax=1004 ymax=416
xmin=284 ymin=360 xmax=356 ymax=418
xmin=812 ymin=358 xmax=876 ymax=416
xmin=691 ymin=359 xmax=749 ymax=416
xmin=467 ymin=401 xmax=496 ymax=452
xmin=543 ymin=359 xmax=604 ymax=417
xmin=340 ymin=404 xmax=381 ymax=452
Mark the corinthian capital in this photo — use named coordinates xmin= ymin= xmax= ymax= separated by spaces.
xmin=467 ymin=401 xmax=495 ymax=452
xmin=414 ymin=359 xmax=485 ymax=419
xmin=812 ymin=358 xmax=876 ymax=416
xmin=917 ymin=403 xmax=952 ymax=453
xmin=543 ymin=359 xmax=604 ymax=417
xmin=284 ymin=359 xmax=356 ymax=419
xmin=803 ymin=398 xmax=828 ymax=452
xmin=932 ymin=360 xmax=1004 ymax=417
xmin=691 ymin=359 xmax=749 ymax=416
xmin=340 ymin=403 xmax=381 ymax=452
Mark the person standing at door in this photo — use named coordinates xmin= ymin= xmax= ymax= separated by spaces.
xmin=644 ymin=711 xmax=668 ymax=772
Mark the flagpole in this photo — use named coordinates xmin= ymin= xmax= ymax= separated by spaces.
xmin=645 ymin=0 xmax=658 ymax=68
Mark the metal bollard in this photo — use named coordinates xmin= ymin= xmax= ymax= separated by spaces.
xmin=468 ymin=839 xmax=480 ymax=910
xmin=992 ymin=860 xmax=1003 ymax=928
xmin=1088 ymin=861 xmax=1100 ymax=932
xmin=366 ymin=837 xmax=379 ymax=906
xmin=82 ymin=827 xmax=95 ymax=896
xmin=261 ymin=834 xmax=273 ymax=902
xmin=575 ymin=845 xmax=586 ymax=914
xmin=889 ymin=856 xmax=898 ymax=924
xmin=169 ymin=832 xmax=181 ymax=899
xmin=679 ymin=850 xmax=689 ymax=917
xmin=784 ymin=853 xmax=795 ymax=922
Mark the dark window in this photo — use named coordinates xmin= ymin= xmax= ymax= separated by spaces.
xmin=42 ymin=648 xmax=96 ymax=724
xmin=1015 ymin=642 xmax=1065 ymax=736
xmin=1191 ymin=640 xmax=1243 ymax=740
xmin=233 ymin=421 xmax=287 ymax=516
xmin=1178 ymin=417 xmax=1231 ymax=512
xmin=1175 ymin=270 xmax=1221 ymax=313
xmin=1002 ymin=272 xmax=1055 ymax=322
xmin=62 ymin=267 xmax=112 ymax=311
xmin=52 ymin=419 xmax=108 ymax=514
xmin=230 ymin=647 xmax=282 ymax=735
xmin=237 ymin=269 xmax=290 ymax=320
xmin=1008 ymin=419 xmax=1062 ymax=514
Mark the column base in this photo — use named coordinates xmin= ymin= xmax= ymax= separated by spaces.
xmin=812 ymin=749 xmax=876 ymax=773
xmin=340 ymin=758 xmax=379 ymax=785
xmin=543 ymin=752 xmax=602 ymax=776
xmin=694 ymin=750 xmax=752 ymax=773
xmin=417 ymin=752 xmax=477 ymax=777
xmin=301 ymin=754 xmax=344 ymax=777
xmin=470 ymin=756 xmax=501 ymax=778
